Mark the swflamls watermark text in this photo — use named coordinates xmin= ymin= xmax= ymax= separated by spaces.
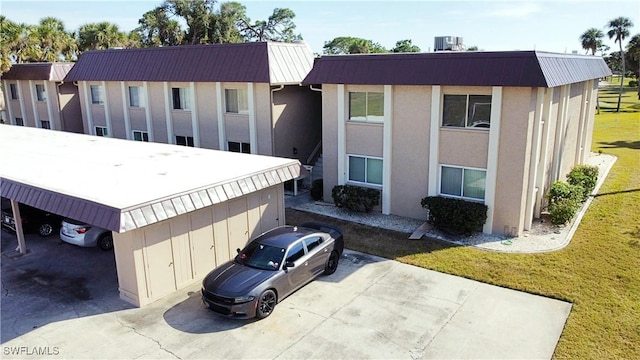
xmin=3 ymin=346 xmax=60 ymax=356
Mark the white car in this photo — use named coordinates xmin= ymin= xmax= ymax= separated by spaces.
xmin=60 ymin=219 xmax=113 ymax=251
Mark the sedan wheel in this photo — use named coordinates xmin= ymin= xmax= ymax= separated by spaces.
xmin=256 ymin=289 xmax=276 ymax=319
xmin=324 ymin=250 xmax=340 ymax=275
xmin=98 ymin=234 xmax=113 ymax=251
xmin=38 ymin=223 xmax=54 ymax=237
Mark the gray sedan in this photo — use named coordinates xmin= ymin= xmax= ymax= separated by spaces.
xmin=202 ymin=223 xmax=344 ymax=319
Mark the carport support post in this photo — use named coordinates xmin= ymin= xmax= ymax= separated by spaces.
xmin=10 ymin=200 xmax=27 ymax=254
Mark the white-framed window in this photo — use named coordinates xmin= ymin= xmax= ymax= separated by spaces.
xmin=440 ymin=165 xmax=486 ymax=200
xmin=349 ymin=91 xmax=384 ymax=122
xmin=442 ymin=94 xmax=492 ymax=128
xmin=224 ymin=88 xmax=248 ymax=114
xmin=35 ymin=84 xmax=46 ymax=101
xmin=15 ymin=117 xmax=24 ymax=126
xmin=40 ymin=120 xmax=51 ymax=129
xmin=171 ymin=87 xmax=190 ymax=110
xmin=228 ymin=141 xmax=250 ymax=153
xmin=9 ymin=83 xmax=18 ymax=100
xmin=90 ymin=85 xmax=104 ymax=105
xmin=133 ymin=130 xmax=149 ymax=142
xmin=348 ymin=155 xmax=383 ymax=185
xmin=176 ymin=135 xmax=194 ymax=147
xmin=129 ymin=86 xmax=143 ymax=108
xmin=95 ymin=126 xmax=108 ymax=137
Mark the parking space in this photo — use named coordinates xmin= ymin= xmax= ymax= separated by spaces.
xmin=1 ymin=233 xmax=571 ymax=359
xmin=1 ymin=230 xmax=131 ymax=343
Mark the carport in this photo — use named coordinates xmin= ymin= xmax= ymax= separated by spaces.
xmin=0 ymin=125 xmax=303 ymax=306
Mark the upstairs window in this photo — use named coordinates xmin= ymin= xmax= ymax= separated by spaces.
xmin=133 ymin=130 xmax=149 ymax=142
xmin=9 ymin=84 xmax=18 ymax=100
xmin=440 ymin=165 xmax=486 ymax=200
xmin=442 ymin=94 xmax=492 ymax=128
xmin=95 ymin=126 xmax=108 ymax=137
xmin=36 ymin=84 xmax=46 ymax=101
xmin=228 ymin=141 xmax=250 ymax=154
xmin=176 ymin=135 xmax=194 ymax=147
xmin=225 ymin=88 xmax=248 ymax=114
xmin=172 ymin=87 xmax=190 ymax=110
xmin=349 ymin=92 xmax=383 ymax=122
xmin=129 ymin=86 xmax=143 ymax=107
xmin=90 ymin=85 xmax=104 ymax=105
xmin=15 ymin=117 xmax=24 ymax=126
xmin=40 ymin=120 xmax=51 ymax=129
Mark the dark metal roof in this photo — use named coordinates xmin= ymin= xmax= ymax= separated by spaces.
xmin=64 ymin=42 xmax=314 ymax=84
xmin=302 ymin=51 xmax=611 ymax=88
xmin=1 ymin=62 xmax=74 ymax=81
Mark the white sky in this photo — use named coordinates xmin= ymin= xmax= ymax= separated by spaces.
xmin=2 ymin=0 xmax=639 ymax=54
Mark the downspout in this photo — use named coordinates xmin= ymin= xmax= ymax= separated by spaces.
xmin=56 ymin=81 xmax=65 ymax=131
xmin=270 ymin=85 xmax=285 ymax=156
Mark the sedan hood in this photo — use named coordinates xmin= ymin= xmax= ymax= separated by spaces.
xmin=203 ymin=261 xmax=274 ymax=296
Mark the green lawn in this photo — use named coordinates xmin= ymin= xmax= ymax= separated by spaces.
xmin=286 ymin=81 xmax=640 ymax=359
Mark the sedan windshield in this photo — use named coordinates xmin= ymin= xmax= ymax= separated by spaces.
xmin=237 ymin=242 xmax=286 ymax=271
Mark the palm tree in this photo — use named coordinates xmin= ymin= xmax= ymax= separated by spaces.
xmin=580 ymin=28 xmax=604 ymax=55
xmin=77 ymin=22 xmax=127 ymax=53
xmin=33 ymin=17 xmax=76 ymax=62
xmin=607 ymin=17 xmax=634 ymax=112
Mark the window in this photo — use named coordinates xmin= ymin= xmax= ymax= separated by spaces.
xmin=95 ymin=126 xmax=108 ymax=137
xmin=228 ymin=141 xmax=250 ymax=154
xmin=129 ymin=86 xmax=143 ymax=107
xmin=133 ymin=130 xmax=149 ymax=142
xmin=40 ymin=120 xmax=51 ymax=129
xmin=304 ymin=237 xmax=323 ymax=252
xmin=442 ymin=94 xmax=492 ymax=128
xmin=349 ymin=91 xmax=384 ymax=122
xmin=36 ymin=84 xmax=46 ymax=101
xmin=176 ymin=135 xmax=194 ymax=147
xmin=172 ymin=87 xmax=189 ymax=110
xmin=285 ymin=242 xmax=305 ymax=263
xmin=348 ymin=155 xmax=383 ymax=185
xmin=224 ymin=88 xmax=248 ymax=114
xmin=9 ymin=84 xmax=18 ymax=100
xmin=440 ymin=165 xmax=486 ymax=200
xmin=90 ymin=85 xmax=103 ymax=105
xmin=15 ymin=118 xmax=24 ymax=126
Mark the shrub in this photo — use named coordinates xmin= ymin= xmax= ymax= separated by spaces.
xmin=420 ymin=196 xmax=488 ymax=235
xmin=546 ymin=181 xmax=583 ymax=225
xmin=331 ymin=185 xmax=380 ymax=213
xmin=566 ymin=165 xmax=599 ymax=201
xmin=310 ymin=179 xmax=323 ymax=201
xmin=629 ymin=80 xmax=638 ymax=87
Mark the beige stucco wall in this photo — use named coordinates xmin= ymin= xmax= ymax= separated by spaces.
xmin=113 ymin=185 xmax=285 ymax=307
xmin=195 ymin=82 xmax=220 ymax=150
xmin=389 ymin=85 xmax=431 ymax=219
xmin=272 ymin=85 xmax=322 ymax=163
xmin=2 ymin=80 xmax=78 ymax=131
xmin=345 ymin=123 xmax=383 ymax=156
xmin=321 ymin=84 xmax=340 ymax=203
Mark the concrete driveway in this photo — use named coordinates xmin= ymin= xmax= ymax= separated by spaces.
xmin=1 ymin=231 xmax=571 ymax=359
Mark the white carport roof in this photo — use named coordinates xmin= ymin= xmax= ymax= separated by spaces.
xmin=0 ymin=126 xmax=303 ymax=233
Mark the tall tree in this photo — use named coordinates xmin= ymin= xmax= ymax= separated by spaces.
xmin=238 ymin=7 xmax=301 ymax=42
xmin=391 ymin=39 xmax=420 ymax=53
xmin=580 ymin=28 xmax=604 ymax=55
xmin=135 ymin=7 xmax=184 ymax=47
xmin=323 ymin=36 xmax=387 ymax=54
xmin=210 ymin=1 xmax=245 ymax=43
xmin=77 ymin=22 xmax=128 ymax=52
xmin=626 ymin=34 xmax=640 ymax=99
xmin=164 ymin=0 xmax=216 ymax=44
xmin=606 ymin=16 xmax=634 ymax=112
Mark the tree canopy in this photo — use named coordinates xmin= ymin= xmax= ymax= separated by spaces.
xmin=323 ymin=37 xmax=387 ymax=54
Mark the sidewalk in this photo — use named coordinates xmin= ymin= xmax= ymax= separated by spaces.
xmin=286 ymin=152 xmax=617 ymax=254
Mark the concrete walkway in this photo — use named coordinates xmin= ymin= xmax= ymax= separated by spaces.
xmin=287 ymin=152 xmax=616 ymax=254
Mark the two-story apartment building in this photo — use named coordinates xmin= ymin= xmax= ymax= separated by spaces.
xmin=303 ymin=51 xmax=611 ymax=236
xmin=1 ymin=63 xmax=82 ymax=132
xmin=63 ymin=42 xmax=321 ymax=164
